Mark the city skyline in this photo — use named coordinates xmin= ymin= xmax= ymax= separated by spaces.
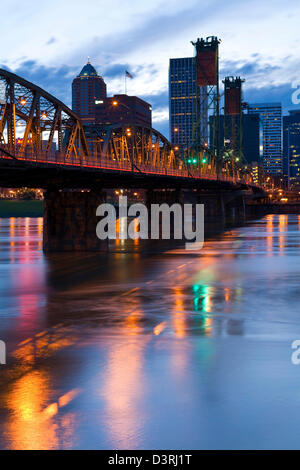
xmin=1 ymin=0 xmax=300 ymax=137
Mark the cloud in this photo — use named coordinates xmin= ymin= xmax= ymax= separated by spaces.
xmin=220 ymin=53 xmax=300 ymax=112
xmin=103 ymin=63 xmax=131 ymax=79
xmin=152 ymin=108 xmax=169 ymax=138
xmin=244 ymin=83 xmax=299 ymax=115
xmin=141 ymin=90 xmax=168 ymax=109
xmin=46 ymin=37 xmax=57 ymax=46
xmin=3 ymin=0 xmax=300 ymax=137
xmin=69 ymin=2 xmax=212 ymax=63
xmin=7 ymin=60 xmax=76 ymax=107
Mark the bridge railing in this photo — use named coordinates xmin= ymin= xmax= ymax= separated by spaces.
xmin=0 ymin=146 xmax=245 ymax=185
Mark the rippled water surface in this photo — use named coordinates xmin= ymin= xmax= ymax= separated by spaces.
xmin=1 ymin=214 xmax=300 ymax=449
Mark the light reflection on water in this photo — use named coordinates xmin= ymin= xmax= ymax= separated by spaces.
xmin=1 ymin=214 xmax=300 ymax=449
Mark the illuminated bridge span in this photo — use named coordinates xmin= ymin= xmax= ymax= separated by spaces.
xmin=0 ymin=69 xmax=264 ymax=252
xmin=0 ymin=68 xmax=256 ymax=188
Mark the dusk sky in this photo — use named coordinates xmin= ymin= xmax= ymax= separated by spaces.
xmin=2 ymin=0 xmax=300 ymax=136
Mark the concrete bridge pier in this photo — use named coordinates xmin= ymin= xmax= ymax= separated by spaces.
xmin=43 ymin=189 xmax=107 ymax=252
xmin=145 ymin=189 xmax=228 ymax=239
xmin=145 ymin=188 xmax=183 ymax=239
xmin=197 ymin=191 xmax=226 ymax=233
xmin=224 ymin=193 xmax=246 ymax=226
xmin=146 ymin=189 xmax=234 ymax=237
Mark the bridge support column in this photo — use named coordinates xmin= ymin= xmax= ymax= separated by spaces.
xmin=225 ymin=194 xmax=246 ymax=226
xmin=197 ymin=191 xmax=225 ymax=233
xmin=43 ymin=189 xmax=107 ymax=252
xmin=145 ymin=189 xmax=183 ymax=239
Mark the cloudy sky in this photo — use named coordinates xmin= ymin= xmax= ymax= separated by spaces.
xmin=1 ymin=0 xmax=300 ymax=136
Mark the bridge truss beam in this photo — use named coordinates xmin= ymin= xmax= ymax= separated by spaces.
xmin=0 ymin=68 xmax=89 ymax=160
xmin=84 ymin=123 xmax=180 ymax=171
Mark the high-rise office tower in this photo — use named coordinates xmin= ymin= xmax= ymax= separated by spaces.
xmin=72 ymin=60 xmax=107 ymax=124
xmin=248 ymin=103 xmax=282 ymax=174
xmin=169 ymin=57 xmax=207 ymax=149
xmin=283 ymin=110 xmax=300 ymax=188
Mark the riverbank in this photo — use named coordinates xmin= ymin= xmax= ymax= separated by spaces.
xmin=0 ymin=200 xmax=43 ymax=217
xmin=246 ymin=202 xmax=300 ymax=218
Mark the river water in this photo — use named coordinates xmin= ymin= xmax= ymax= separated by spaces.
xmin=0 ymin=214 xmax=300 ymax=449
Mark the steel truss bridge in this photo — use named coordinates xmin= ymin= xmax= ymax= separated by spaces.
xmin=0 ymin=68 xmax=261 ymax=191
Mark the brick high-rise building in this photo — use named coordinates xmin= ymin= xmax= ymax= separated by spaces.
xmin=72 ymin=60 xmax=107 ymax=124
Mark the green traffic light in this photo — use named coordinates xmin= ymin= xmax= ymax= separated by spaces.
xmin=202 ymin=158 xmax=207 ymax=164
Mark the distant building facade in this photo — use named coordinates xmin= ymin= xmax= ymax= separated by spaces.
xmin=242 ymin=114 xmax=261 ymax=163
xmin=283 ymin=110 xmax=300 ymax=188
xmin=248 ymin=103 xmax=282 ymax=175
xmin=72 ymin=60 xmax=107 ymax=124
xmin=95 ymin=94 xmax=152 ymax=128
xmin=169 ymin=57 xmax=207 ymax=149
xmin=249 ymin=161 xmax=265 ymax=186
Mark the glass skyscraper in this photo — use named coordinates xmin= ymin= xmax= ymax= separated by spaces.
xmin=248 ymin=102 xmax=282 ymax=174
xmin=169 ymin=57 xmax=207 ymax=149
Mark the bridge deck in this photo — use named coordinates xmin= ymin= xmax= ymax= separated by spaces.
xmin=0 ymin=148 xmax=260 ymax=192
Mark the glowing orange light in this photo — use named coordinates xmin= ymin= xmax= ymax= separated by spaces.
xmin=112 ymin=100 xmax=118 ymax=106
xmin=58 ymin=389 xmax=80 ymax=408
xmin=153 ymin=321 xmax=167 ymax=336
xmin=43 ymin=402 xmax=58 ymax=418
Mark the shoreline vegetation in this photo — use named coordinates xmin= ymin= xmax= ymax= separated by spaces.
xmin=0 ymin=200 xmax=43 ymax=217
